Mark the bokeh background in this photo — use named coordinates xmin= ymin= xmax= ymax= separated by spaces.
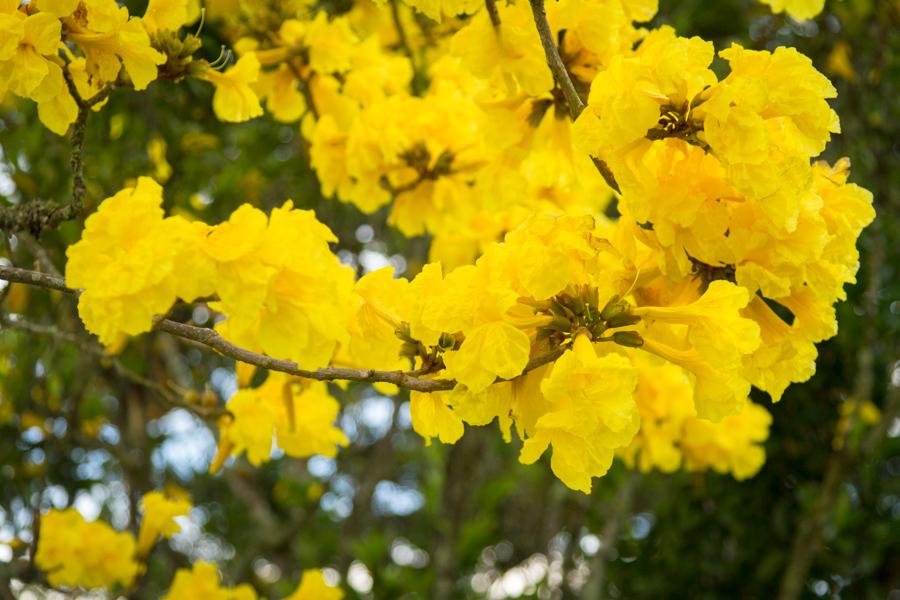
xmin=0 ymin=0 xmax=897 ymax=598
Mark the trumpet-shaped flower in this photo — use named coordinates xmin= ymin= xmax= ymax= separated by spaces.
xmin=636 ymin=281 xmax=760 ymax=420
xmin=161 ymin=562 xmax=257 ymax=600
xmin=137 ymin=491 xmax=192 ymax=556
xmin=519 ymin=335 xmax=639 ymax=493
xmin=200 ymin=53 xmax=264 ymax=122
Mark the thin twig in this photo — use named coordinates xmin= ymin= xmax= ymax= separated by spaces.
xmin=390 ymin=0 xmax=426 ymax=94
xmin=0 ymin=72 xmax=108 ymax=236
xmin=284 ymin=60 xmax=320 ymax=120
xmin=485 ymin=0 xmax=501 ymax=28
xmin=525 ymin=0 xmax=620 ymax=192
xmin=527 ymin=0 xmax=584 ymax=120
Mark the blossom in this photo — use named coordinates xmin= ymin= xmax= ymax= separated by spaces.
xmin=697 ymin=44 xmax=839 ymax=230
xmin=35 ymin=509 xmax=140 ymax=590
xmin=636 ymin=281 xmax=760 ymax=420
xmin=142 ymin=0 xmax=190 ymax=33
xmin=65 ymin=0 xmax=166 ymax=90
xmin=284 ymin=569 xmax=344 ymax=600
xmin=161 ymin=562 xmax=257 ymax=600
xmin=65 ymin=177 xmax=216 ymax=347
xmin=411 ymin=389 xmax=465 ymax=446
xmin=681 ymin=401 xmax=772 ymax=479
xmin=519 ymin=335 xmax=639 ymax=493
xmin=137 ymin=491 xmax=192 ymax=556
xmin=204 ymin=201 xmax=355 ymax=369
xmin=758 ymin=0 xmax=825 ymax=20
xmin=200 ymin=53 xmax=264 ymax=122
xmin=213 ymin=373 xmax=348 ymax=469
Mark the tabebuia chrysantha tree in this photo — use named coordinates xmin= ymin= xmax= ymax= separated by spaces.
xmin=0 ymin=0 xmax=892 ymax=597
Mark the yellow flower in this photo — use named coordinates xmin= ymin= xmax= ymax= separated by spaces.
xmin=0 ymin=12 xmax=61 ymax=98
xmin=276 ymin=379 xmax=349 ymax=459
xmin=205 ymin=201 xmax=355 ymax=369
xmin=305 ymin=13 xmax=357 ymax=74
xmin=35 ymin=509 xmax=140 ymax=590
xmin=256 ymin=63 xmax=307 ymax=122
xmin=34 ymin=0 xmax=80 ymax=17
xmin=443 ymin=320 xmax=531 ymax=393
xmin=681 ymin=401 xmax=772 ymax=480
xmin=200 ymin=52 xmax=264 ymax=122
xmin=344 ymin=267 xmax=409 ymax=373
xmin=575 ymin=26 xmax=715 ymax=159
xmin=620 ymin=356 xmax=695 ymax=473
xmin=137 ymin=491 xmax=192 ymax=556
xmin=161 ymin=562 xmax=257 ymax=600
xmin=142 ymin=0 xmax=189 ymax=33
xmin=758 ymin=0 xmax=824 ymax=20
xmin=428 ymin=248 xmax=532 ymax=392
xmin=284 ymin=569 xmax=344 ymax=600
xmin=66 ymin=0 xmax=166 ymax=90
xmin=451 ymin=2 xmax=551 ymax=96
xmin=410 ymin=389 xmax=465 ymax=446
xmin=519 ymin=335 xmax=639 ymax=493
xmin=636 ymin=281 xmax=760 ymax=421
xmin=697 ymin=44 xmax=838 ymax=230
xmin=740 ymin=296 xmax=817 ymax=402
xmin=214 ymin=374 xmax=348 ymax=468
xmin=502 ymin=213 xmax=600 ymax=300
xmin=66 ymin=177 xmax=216 ymax=347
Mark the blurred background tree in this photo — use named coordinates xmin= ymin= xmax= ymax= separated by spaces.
xmin=0 ymin=0 xmax=897 ymax=598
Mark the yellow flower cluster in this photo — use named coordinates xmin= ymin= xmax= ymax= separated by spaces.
xmin=204 ymin=201 xmax=356 ymax=369
xmin=65 ymin=179 xmax=355 ymax=370
xmin=35 ymin=501 xmax=341 ymax=596
xmin=574 ymin=28 xmax=875 ymax=402
xmin=211 ymin=372 xmax=349 ymax=469
xmin=35 ymin=508 xmax=139 ymax=589
xmin=620 ymin=358 xmax=771 ymax=480
xmin=161 ymin=562 xmax=342 ymax=600
xmin=65 ymin=177 xmax=213 ymax=348
xmin=0 ymin=0 xmax=169 ymax=133
xmin=161 ymin=562 xmax=257 ymax=600
xmin=194 ymin=0 xmax=662 ymax=267
xmin=57 ymin=0 xmax=874 ymax=493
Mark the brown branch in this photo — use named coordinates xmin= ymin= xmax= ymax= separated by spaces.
xmin=485 ymin=0 xmax=501 ymax=28
xmin=389 ymin=0 xmax=426 ymax=95
xmin=154 ymin=318 xmax=457 ymax=392
xmin=0 ymin=265 xmax=568 ymax=394
xmin=524 ymin=0 xmax=619 ymax=193
xmin=284 ymin=59 xmax=320 ymax=121
xmin=0 ymin=72 xmax=108 ymax=236
xmin=528 ymin=0 xmax=584 ymax=120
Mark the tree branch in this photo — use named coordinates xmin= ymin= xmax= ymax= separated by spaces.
xmin=0 ymin=73 xmax=108 ymax=236
xmin=525 ymin=0 xmax=620 ymax=193
xmin=528 ymin=0 xmax=584 ymax=120
xmin=485 ymin=0 xmax=501 ymax=28
xmin=0 ymin=265 xmax=567 ymax=394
